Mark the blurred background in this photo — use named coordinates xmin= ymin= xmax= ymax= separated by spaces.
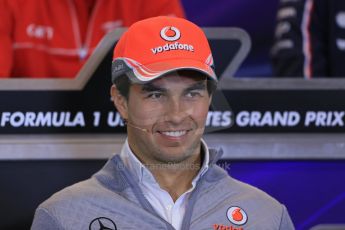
xmin=183 ymin=0 xmax=279 ymax=77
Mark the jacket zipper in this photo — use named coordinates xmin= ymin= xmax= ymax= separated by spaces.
xmin=116 ymin=155 xmax=176 ymax=230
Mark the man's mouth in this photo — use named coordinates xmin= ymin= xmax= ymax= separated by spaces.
xmin=159 ymin=130 xmax=188 ymax=137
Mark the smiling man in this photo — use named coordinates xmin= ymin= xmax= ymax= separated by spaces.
xmin=32 ymin=16 xmax=294 ymax=230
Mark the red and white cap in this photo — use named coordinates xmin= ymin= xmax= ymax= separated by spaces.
xmin=112 ymin=16 xmax=217 ymax=83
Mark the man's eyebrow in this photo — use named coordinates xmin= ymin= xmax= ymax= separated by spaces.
xmin=140 ymin=80 xmax=206 ymax=93
xmin=141 ymin=83 xmax=166 ymax=93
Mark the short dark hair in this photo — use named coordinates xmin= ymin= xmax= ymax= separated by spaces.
xmin=113 ymin=70 xmax=217 ymax=100
xmin=113 ymin=74 xmax=131 ymax=99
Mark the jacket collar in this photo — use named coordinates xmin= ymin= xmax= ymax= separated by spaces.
xmin=119 ymin=138 xmax=211 ymax=185
xmin=94 ymin=140 xmax=224 ymax=193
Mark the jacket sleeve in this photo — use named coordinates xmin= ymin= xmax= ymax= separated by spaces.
xmin=279 ymin=205 xmax=295 ymax=230
xmin=0 ymin=0 xmax=13 ymax=78
xmin=271 ymin=0 xmax=328 ymax=78
xmin=31 ymin=208 xmax=62 ymax=230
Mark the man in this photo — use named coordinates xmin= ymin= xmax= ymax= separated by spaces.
xmin=32 ymin=16 xmax=295 ymax=230
xmin=0 ymin=0 xmax=184 ymax=78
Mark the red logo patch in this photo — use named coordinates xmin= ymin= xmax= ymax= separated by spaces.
xmin=227 ymin=206 xmax=248 ymax=226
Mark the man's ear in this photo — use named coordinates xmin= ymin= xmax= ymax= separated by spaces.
xmin=110 ymin=85 xmax=128 ymax=120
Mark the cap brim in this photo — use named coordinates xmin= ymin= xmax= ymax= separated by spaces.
xmin=124 ymin=58 xmax=217 ymax=83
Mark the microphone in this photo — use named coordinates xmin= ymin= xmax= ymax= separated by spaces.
xmin=124 ymin=119 xmax=150 ymax=133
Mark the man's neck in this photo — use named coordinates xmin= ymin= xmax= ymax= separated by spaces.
xmin=147 ymin=154 xmax=202 ymax=202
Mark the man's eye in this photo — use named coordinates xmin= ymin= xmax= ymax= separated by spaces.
xmin=147 ymin=92 xmax=163 ymax=99
xmin=186 ymin=91 xmax=202 ymax=98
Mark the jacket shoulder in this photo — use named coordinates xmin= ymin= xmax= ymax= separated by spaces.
xmin=191 ymin=165 xmax=294 ymax=229
xmin=32 ymin=178 xmax=129 ymax=229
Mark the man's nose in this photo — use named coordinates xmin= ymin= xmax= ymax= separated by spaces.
xmin=164 ymin=97 xmax=190 ymax=124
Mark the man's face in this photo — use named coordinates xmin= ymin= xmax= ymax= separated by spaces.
xmin=114 ymin=73 xmax=212 ymax=165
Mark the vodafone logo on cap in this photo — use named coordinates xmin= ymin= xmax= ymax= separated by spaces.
xmin=227 ymin=206 xmax=248 ymax=226
xmin=160 ymin=26 xmax=181 ymax=41
xmin=151 ymin=26 xmax=193 ymax=54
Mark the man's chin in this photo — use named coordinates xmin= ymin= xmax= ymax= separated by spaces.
xmin=153 ymin=148 xmax=198 ymax=164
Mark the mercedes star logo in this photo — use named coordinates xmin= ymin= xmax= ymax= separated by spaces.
xmin=89 ymin=217 xmax=117 ymax=230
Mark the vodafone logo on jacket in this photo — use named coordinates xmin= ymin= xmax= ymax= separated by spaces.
xmin=227 ymin=206 xmax=248 ymax=225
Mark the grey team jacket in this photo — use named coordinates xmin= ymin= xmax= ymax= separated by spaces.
xmin=31 ymin=150 xmax=295 ymax=230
